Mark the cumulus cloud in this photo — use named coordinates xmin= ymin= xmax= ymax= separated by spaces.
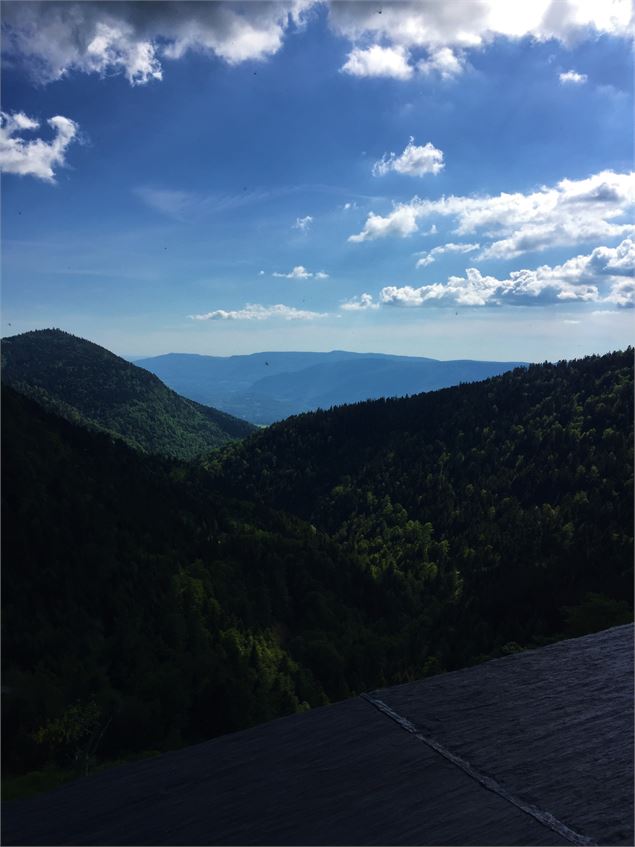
xmin=330 ymin=1 xmax=633 ymax=79
xmin=415 ymin=242 xmax=480 ymax=267
xmin=379 ymin=238 xmax=635 ymax=308
xmin=340 ymin=293 xmax=379 ymax=311
xmin=189 ymin=302 xmax=328 ymax=321
xmin=349 ymin=170 xmax=635 ymax=258
xmin=417 ymin=47 xmax=465 ymax=79
xmin=293 ymin=215 xmax=313 ymax=231
xmin=341 ymin=44 xmax=413 ymax=79
xmin=349 ymin=203 xmax=420 ymax=242
xmin=4 ymin=2 xmax=632 ymax=87
xmin=2 ymin=1 xmax=315 ymax=84
xmin=272 ymin=265 xmax=329 ymax=279
xmin=373 ymin=137 xmax=444 ymax=177
xmin=559 ymin=69 xmax=587 ymax=84
xmin=0 ymin=110 xmax=79 ymax=182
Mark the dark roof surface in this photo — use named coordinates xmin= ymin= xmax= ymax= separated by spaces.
xmin=3 ymin=625 xmax=632 ymax=846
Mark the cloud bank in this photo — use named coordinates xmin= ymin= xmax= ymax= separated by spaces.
xmin=379 ymin=238 xmax=635 ymax=308
xmin=2 ymin=1 xmax=314 ymax=84
xmin=333 ymin=0 xmax=633 ymax=80
xmin=349 ymin=170 xmax=635 ymax=259
xmin=4 ymin=2 xmax=631 ymax=86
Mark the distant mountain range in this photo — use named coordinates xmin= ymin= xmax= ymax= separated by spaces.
xmin=135 ymin=351 xmax=528 ymax=424
xmin=1 ymin=329 xmax=255 ymax=459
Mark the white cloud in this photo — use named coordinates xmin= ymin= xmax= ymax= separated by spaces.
xmin=349 ymin=203 xmax=420 ymax=242
xmin=0 ymin=111 xmax=79 ymax=182
xmin=349 ymin=170 xmax=635 ymax=258
xmin=373 ymin=137 xmax=444 ymax=177
xmin=563 ymin=319 xmax=581 ymax=324
xmin=294 ymin=215 xmax=313 ymax=231
xmin=415 ymin=242 xmax=480 ymax=267
xmin=340 ymin=293 xmax=379 ymax=311
xmin=2 ymin=1 xmax=316 ymax=84
xmin=559 ymin=69 xmax=588 ymax=84
xmin=272 ymin=265 xmax=329 ymax=279
xmin=418 ymin=47 xmax=465 ymax=79
xmin=379 ymin=238 xmax=635 ymax=308
xmin=341 ymin=44 xmax=413 ymax=79
xmin=330 ymin=1 xmax=633 ymax=79
xmin=189 ymin=303 xmax=328 ymax=321
xmin=4 ymin=2 xmax=632 ymax=86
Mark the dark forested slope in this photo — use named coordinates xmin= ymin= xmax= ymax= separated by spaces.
xmin=1 ymin=386 xmax=401 ymax=777
xmin=212 ymin=350 xmax=634 ymax=665
xmin=1 ymin=329 xmax=254 ymax=459
xmin=2 ymin=349 xmax=632 ymax=785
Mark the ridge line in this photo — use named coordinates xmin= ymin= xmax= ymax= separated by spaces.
xmin=360 ymin=692 xmax=596 ymax=847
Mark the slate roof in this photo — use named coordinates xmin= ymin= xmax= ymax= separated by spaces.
xmin=3 ymin=624 xmax=632 ymax=846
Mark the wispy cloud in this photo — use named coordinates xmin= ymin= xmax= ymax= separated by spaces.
xmin=415 ymin=242 xmax=480 ymax=268
xmin=133 ymin=187 xmax=196 ymax=219
xmin=293 ymin=215 xmax=313 ymax=231
xmin=189 ymin=303 xmax=328 ymax=321
xmin=0 ymin=111 xmax=79 ymax=182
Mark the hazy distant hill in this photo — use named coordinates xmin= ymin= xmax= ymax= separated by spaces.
xmin=1 ymin=329 xmax=255 ymax=459
xmin=136 ymin=351 xmax=527 ymax=423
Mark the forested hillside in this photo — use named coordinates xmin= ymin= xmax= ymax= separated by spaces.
xmin=2 ymin=330 xmax=254 ymax=459
xmin=212 ymin=350 xmax=634 ymax=665
xmin=2 ymin=350 xmax=632 ymax=788
xmin=1 ymin=387 xmax=405 ymax=779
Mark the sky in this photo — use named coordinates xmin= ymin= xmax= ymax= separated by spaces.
xmin=1 ymin=0 xmax=633 ymax=360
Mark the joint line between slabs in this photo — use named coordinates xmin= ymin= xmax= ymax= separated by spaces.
xmin=360 ymin=691 xmax=596 ymax=847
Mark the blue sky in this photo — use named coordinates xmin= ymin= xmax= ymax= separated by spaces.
xmin=1 ymin=1 xmax=633 ymax=360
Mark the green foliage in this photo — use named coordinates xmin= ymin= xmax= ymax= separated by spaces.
xmin=1 ymin=329 xmax=254 ymax=459
xmin=2 ymin=348 xmax=632 ymax=787
xmin=213 ymin=348 xmax=634 ymax=667
xmin=2 ymin=387 xmax=386 ymax=776
xmin=563 ymin=593 xmax=633 ymax=637
xmin=32 ymin=701 xmax=105 ymax=774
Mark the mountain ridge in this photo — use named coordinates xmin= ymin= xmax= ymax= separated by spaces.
xmin=1 ymin=329 xmax=255 ymax=459
xmin=136 ymin=350 xmax=527 ymax=423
